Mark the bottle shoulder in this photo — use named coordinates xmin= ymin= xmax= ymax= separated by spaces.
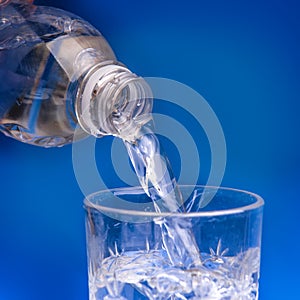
xmin=0 ymin=3 xmax=102 ymax=50
xmin=0 ymin=3 xmax=116 ymax=81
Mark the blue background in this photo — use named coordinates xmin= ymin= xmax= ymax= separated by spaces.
xmin=1 ymin=0 xmax=299 ymax=299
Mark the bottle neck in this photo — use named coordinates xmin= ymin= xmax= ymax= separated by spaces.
xmin=75 ymin=63 xmax=152 ymax=141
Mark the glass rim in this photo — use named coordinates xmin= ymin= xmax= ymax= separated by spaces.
xmin=84 ymin=185 xmax=264 ymax=218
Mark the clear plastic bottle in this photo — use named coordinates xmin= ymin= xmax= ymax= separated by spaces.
xmin=0 ymin=0 xmax=152 ymax=147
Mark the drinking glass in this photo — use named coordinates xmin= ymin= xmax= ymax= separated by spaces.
xmin=84 ymin=185 xmax=264 ymax=300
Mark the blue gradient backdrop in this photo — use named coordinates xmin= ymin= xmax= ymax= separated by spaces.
xmin=1 ymin=0 xmax=299 ymax=299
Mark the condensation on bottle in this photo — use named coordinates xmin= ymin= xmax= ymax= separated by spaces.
xmin=0 ymin=0 xmax=152 ymax=147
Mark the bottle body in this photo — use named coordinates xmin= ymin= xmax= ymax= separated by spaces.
xmin=0 ymin=2 xmax=119 ymax=146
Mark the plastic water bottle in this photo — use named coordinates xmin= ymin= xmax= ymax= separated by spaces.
xmin=0 ymin=0 xmax=152 ymax=147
